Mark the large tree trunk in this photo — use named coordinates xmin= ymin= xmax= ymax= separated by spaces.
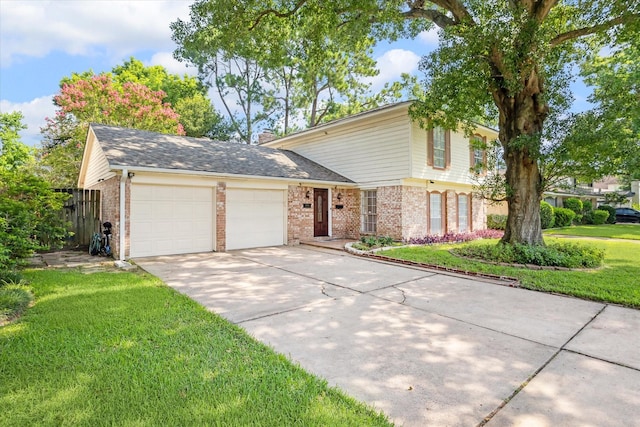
xmin=494 ymin=75 xmax=547 ymax=246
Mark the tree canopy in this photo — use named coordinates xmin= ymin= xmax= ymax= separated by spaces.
xmin=39 ymin=58 xmax=230 ymax=187
xmin=1 ymin=112 xmax=68 ymax=279
xmin=178 ymin=0 xmax=639 ymax=244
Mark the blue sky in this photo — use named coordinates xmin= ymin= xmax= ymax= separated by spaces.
xmin=1 ymin=0 xmax=593 ymax=146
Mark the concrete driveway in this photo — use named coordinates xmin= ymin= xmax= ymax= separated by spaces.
xmin=136 ymin=246 xmax=640 ymax=426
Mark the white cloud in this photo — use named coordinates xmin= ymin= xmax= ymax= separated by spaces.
xmin=0 ymin=96 xmax=56 ymax=146
xmin=418 ymin=28 xmax=440 ymax=46
xmin=368 ymin=49 xmax=421 ymax=90
xmin=0 ymin=0 xmax=191 ymax=67
xmin=146 ymin=52 xmax=198 ymax=77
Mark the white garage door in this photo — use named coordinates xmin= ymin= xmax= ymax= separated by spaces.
xmin=226 ymin=189 xmax=286 ymax=250
xmin=130 ymin=184 xmax=213 ymax=257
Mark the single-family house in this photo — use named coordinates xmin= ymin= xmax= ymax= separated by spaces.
xmin=78 ymin=102 xmax=498 ymax=259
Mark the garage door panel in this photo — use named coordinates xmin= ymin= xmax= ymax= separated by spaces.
xmin=226 ymin=189 xmax=285 ymax=251
xmin=131 ymin=184 xmax=213 ymax=257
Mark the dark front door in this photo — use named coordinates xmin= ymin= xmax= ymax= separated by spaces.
xmin=314 ymin=188 xmax=329 ymax=236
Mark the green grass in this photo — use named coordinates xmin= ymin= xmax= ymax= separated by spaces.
xmin=0 ymin=284 xmax=33 ymax=325
xmin=381 ymin=237 xmax=640 ymax=308
xmin=544 ymin=224 xmax=640 ymax=240
xmin=0 ymin=269 xmax=390 ymax=426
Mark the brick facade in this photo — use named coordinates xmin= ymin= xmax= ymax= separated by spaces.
xmin=370 ymin=185 xmax=487 ymax=241
xmin=286 ymin=186 xmax=360 ymax=244
xmin=402 ymin=186 xmax=428 ymax=240
xmin=331 ymin=188 xmax=360 ymax=239
xmin=287 ymin=185 xmax=315 ymax=244
xmin=87 ymin=174 xmax=128 ymax=259
xmin=376 ymin=186 xmax=403 ymax=238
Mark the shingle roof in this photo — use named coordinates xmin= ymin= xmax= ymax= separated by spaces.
xmin=90 ymin=124 xmax=353 ymax=183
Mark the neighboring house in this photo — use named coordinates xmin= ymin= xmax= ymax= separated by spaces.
xmin=78 ymin=102 xmax=498 ymax=259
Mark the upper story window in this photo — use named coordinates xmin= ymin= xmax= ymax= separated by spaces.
xmin=428 ymin=126 xmax=450 ymax=170
xmin=470 ymin=135 xmax=487 ymax=173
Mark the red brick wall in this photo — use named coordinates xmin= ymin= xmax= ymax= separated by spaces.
xmin=376 ymin=186 xmax=403 ymax=239
xmin=216 ymin=183 xmax=226 ymax=252
xmin=446 ymin=190 xmax=457 ymax=233
xmin=402 ymin=186 xmax=428 ymax=240
xmin=472 ymin=194 xmax=486 ymax=231
xmin=287 ymin=185 xmax=315 ymax=244
xmin=331 ymin=188 xmax=360 ymax=239
xmin=87 ymin=175 xmax=123 ymax=258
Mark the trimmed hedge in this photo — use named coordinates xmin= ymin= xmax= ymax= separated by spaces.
xmin=540 ymin=201 xmax=555 ymax=229
xmin=451 ymin=241 xmax=605 ymax=268
xmin=592 ymin=210 xmax=610 ymax=225
xmin=564 ymin=198 xmax=583 ymax=215
xmin=554 ymin=207 xmax=576 ymax=227
xmin=597 ymin=205 xmax=616 ymax=224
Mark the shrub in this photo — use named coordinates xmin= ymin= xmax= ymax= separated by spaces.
xmin=407 ymin=229 xmax=504 ymax=245
xmin=487 ymin=214 xmax=507 ymax=230
xmin=582 ymin=200 xmax=593 ymax=213
xmin=563 ymin=198 xmax=583 ymax=215
xmin=597 ymin=205 xmax=616 ymax=224
xmin=592 ymin=210 xmax=609 ymax=225
xmin=540 ymin=201 xmax=555 ymax=229
xmin=358 ymin=235 xmax=395 ymax=249
xmin=451 ymin=241 xmax=605 ymax=268
xmin=553 ymin=207 xmax=575 ymax=227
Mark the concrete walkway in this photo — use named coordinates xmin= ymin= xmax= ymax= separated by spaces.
xmin=135 ymin=246 xmax=640 ymax=427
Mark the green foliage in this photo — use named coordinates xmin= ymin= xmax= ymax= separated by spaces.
xmin=451 ymin=242 xmax=604 ymax=268
xmin=1 ymin=114 xmax=69 ymax=277
xmin=592 ymin=210 xmax=610 ymax=225
xmin=540 ymin=202 xmax=555 ymax=229
xmin=487 ymin=214 xmax=507 ymax=230
xmin=563 ymin=198 xmax=583 ymax=215
xmin=0 ymin=112 xmax=32 ymax=170
xmin=0 ymin=283 xmax=33 ymax=325
xmin=111 ymin=58 xmax=225 ymax=138
xmin=597 ymin=205 xmax=617 ymax=224
xmin=553 ymin=207 xmax=576 ymax=228
xmin=582 ymin=200 xmax=593 ymax=213
xmin=358 ymin=235 xmax=395 ymax=249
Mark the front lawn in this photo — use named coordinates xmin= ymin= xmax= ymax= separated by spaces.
xmin=0 ymin=269 xmax=389 ymax=426
xmin=381 ymin=238 xmax=640 ymax=308
xmin=544 ymin=224 xmax=640 ymax=240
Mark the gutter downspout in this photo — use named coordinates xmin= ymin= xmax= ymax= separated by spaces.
xmin=120 ymin=169 xmax=127 ymax=261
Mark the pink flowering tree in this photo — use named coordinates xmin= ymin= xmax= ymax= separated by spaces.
xmin=40 ymin=74 xmax=185 ymax=186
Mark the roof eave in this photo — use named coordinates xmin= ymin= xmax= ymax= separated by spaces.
xmin=108 ymin=165 xmax=356 ymax=186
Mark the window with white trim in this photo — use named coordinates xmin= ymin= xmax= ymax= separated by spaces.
xmin=429 ymin=193 xmax=442 ymax=235
xmin=361 ymin=190 xmax=377 ymax=233
xmin=433 ymin=127 xmax=446 ymax=168
xmin=458 ymin=194 xmax=469 ymax=233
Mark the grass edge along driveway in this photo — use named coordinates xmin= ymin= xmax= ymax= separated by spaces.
xmin=0 ymin=269 xmax=390 ymax=426
xmin=381 ymin=236 xmax=640 ymax=309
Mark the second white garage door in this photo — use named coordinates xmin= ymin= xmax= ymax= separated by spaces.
xmin=130 ymin=184 xmax=214 ymax=257
xmin=226 ymin=189 xmax=286 ymax=250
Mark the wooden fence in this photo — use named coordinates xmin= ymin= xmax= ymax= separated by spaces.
xmin=55 ymin=189 xmax=101 ymax=247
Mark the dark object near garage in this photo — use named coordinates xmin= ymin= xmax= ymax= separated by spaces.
xmin=614 ymin=207 xmax=640 ymax=223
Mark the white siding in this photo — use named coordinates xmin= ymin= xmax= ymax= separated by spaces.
xmin=82 ymin=136 xmax=115 ymax=187
xmin=271 ymin=109 xmax=412 ymax=184
xmin=410 ymin=122 xmax=498 ymax=185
